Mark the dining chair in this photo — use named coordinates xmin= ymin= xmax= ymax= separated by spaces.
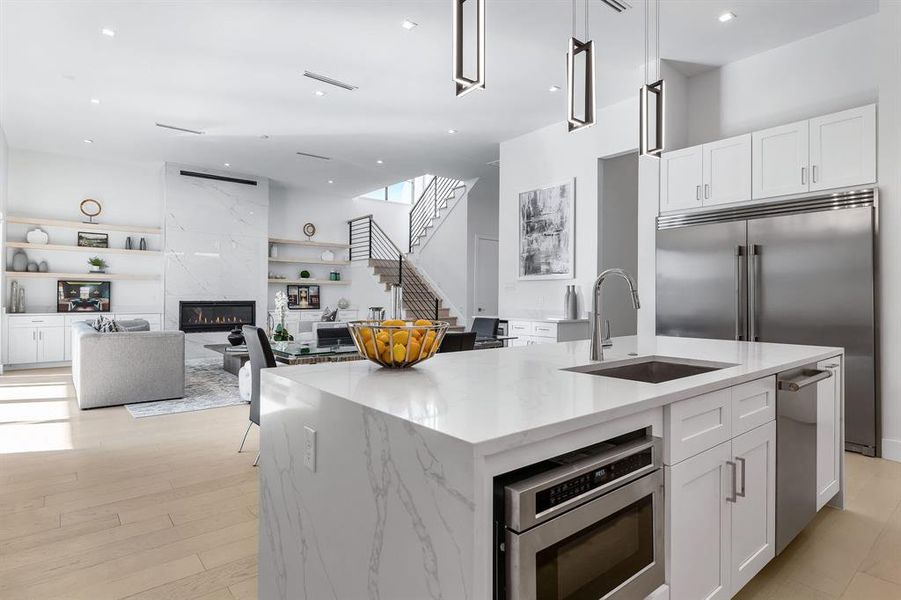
xmin=240 ymin=325 xmax=277 ymax=466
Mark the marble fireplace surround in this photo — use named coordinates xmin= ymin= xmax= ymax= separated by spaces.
xmin=163 ymin=163 xmax=270 ymax=358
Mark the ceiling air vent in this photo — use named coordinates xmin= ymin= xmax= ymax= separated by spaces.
xmin=302 ymin=71 xmax=358 ymax=91
xmin=155 ymin=122 xmax=205 ymax=135
xmin=600 ymin=0 xmax=632 ymax=12
xmin=295 ymin=151 xmax=332 ymax=161
xmin=486 ymin=159 xmax=500 ymax=168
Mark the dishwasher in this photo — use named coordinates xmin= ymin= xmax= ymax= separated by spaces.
xmin=776 ymin=363 xmax=832 ymax=554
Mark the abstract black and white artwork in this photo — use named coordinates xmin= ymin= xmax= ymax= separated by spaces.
xmin=518 ymin=179 xmax=574 ymax=279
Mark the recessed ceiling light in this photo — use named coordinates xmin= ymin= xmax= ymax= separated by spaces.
xmin=376 ymin=159 xmax=384 ymax=164
xmin=90 ymin=98 xmax=101 ymax=105
xmin=328 ymin=180 xmax=334 ymax=184
xmin=83 ymin=139 xmax=94 ymax=144
xmin=260 ymin=134 xmax=270 ymax=140
xmin=447 ymin=129 xmax=458 ymax=134
xmin=224 ymin=163 xmax=231 ymax=167
xmin=718 ymin=12 xmax=736 ymax=23
xmin=402 ymin=19 xmax=418 ymax=30
xmin=314 ymin=90 xmax=326 ymax=97
xmin=101 ymin=27 xmax=116 ymax=37
xmin=548 ymin=85 xmax=561 ymax=92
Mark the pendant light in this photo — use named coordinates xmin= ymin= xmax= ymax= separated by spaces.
xmin=453 ymin=0 xmax=486 ymax=97
xmin=640 ymin=0 xmax=664 ymax=156
xmin=566 ymin=0 xmax=596 ymax=132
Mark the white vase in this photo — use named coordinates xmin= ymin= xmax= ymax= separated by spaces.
xmin=26 ymin=228 xmax=49 ymax=245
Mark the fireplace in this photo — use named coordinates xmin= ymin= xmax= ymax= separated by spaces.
xmin=179 ymin=300 xmax=256 ymax=333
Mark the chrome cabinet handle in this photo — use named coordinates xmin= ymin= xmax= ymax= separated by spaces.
xmin=812 ymin=165 xmax=818 ymax=183
xmin=704 ymin=184 xmax=710 ymax=199
xmin=825 ymin=363 xmax=840 ymax=369
xmin=696 ymin=185 xmax=701 ymax=201
xmin=726 ymin=461 xmax=738 ymax=503
xmin=801 ymin=167 xmax=807 ymax=185
xmin=736 ymin=456 xmax=746 ymax=498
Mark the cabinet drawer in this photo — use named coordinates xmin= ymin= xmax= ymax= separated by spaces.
xmin=665 ymin=388 xmax=733 ymax=465
xmin=507 ymin=321 xmax=532 ymax=335
xmin=9 ymin=315 xmax=65 ymax=328
xmin=531 ymin=323 xmax=558 ymax=338
xmin=731 ymin=376 xmax=776 ymax=436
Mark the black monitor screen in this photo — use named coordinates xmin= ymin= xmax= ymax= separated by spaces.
xmin=57 ymin=280 xmax=111 ymax=312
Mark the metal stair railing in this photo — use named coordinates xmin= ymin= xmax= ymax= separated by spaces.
xmin=408 ymin=176 xmax=464 ymax=252
xmin=349 ymin=215 xmax=442 ymax=321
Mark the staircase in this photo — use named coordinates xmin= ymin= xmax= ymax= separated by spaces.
xmin=408 ymin=176 xmax=465 ymax=252
xmin=349 ymin=215 xmax=463 ymax=330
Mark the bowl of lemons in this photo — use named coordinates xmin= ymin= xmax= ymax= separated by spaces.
xmin=348 ymin=319 xmax=449 ymax=368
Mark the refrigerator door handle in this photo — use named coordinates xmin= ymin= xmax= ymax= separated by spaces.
xmin=749 ymin=244 xmax=761 ymax=341
xmin=734 ymin=245 xmax=745 ymax=341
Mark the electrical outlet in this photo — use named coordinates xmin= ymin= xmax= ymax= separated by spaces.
xmin=304 ymin=426 xmax=317 ymax=472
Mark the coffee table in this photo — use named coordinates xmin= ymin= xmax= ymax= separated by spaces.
xmin=269 ymin=340 xmax=364 ymax=365
xmin=204 ymin=344 xmax=250 ymax=376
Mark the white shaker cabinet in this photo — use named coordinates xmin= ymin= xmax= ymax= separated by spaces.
xmin=703 ymin=134 xmax=752 ymax=206
xmin=816 ymin=357 xmax=843 ymax=510
xmin=809 ymin=105 xmax=876 ymax=192
xmin=8 ymin=326 xmax=40 ymax=365
xmin=660 ymin=146 xmax=704 ymax=212
xmin=752 ymin=120 xmax=810 ymax=200
xmin=7 ymin=315 xmax=66 ymax=365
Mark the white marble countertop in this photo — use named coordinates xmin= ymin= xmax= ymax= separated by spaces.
xmin=264 ymin=335 xmax=841 ymax=455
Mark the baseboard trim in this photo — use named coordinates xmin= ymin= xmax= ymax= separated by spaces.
xmin=882 ymin=438 xmax=901 ymax=463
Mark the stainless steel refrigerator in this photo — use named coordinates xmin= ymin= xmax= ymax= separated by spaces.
xmin=656 ymin=188 xmax=878 ymax=456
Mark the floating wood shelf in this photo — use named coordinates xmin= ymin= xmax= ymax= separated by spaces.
xmin=268 ymin=237 xmax=351 ymax=249
xmin=267 ymin=278 xmax=349 ymax=285
xmin=6 ymin=216 xmax=162 ymax=235
xmin=6 ymin=271 xmax=160 ymax=281
xmin=6 ymin=242 xmax=162 ymax=256
xmin=268 ymin=257 xmax=350 ymax=266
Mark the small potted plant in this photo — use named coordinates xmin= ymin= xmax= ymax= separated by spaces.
xmin=272 ymin=290 xmax=294 ymax=342
xmin=299 ymin=269 xmax=311 ymax=279
xmin=87 ymin=256 xmax=108 ymax=273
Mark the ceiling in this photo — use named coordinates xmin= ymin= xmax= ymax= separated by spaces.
xmin=0 ymin=0 xmax=877 ymax=198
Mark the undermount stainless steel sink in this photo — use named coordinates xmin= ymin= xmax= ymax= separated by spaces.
xmin=563 ymin=356 xmax=735 ymax=384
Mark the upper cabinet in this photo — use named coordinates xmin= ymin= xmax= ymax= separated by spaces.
xmin=809 ymin=105 xmax=876 ymax=192
xmin=660 ymin=104 xmax=877 ymax=213
xmin=660 ymin=135 xmax=750 ymax=213
xmin=752 ymin=120 xmax=809 ymax=199
xmin=753 ymin=104 xmax=876 ymax=200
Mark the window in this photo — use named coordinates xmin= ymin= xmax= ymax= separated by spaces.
xmin=357 ymin=175 xmax=432 ymax=205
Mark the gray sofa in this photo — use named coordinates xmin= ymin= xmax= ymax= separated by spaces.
xmin=71 ymin=321 xmax=186 ymax=409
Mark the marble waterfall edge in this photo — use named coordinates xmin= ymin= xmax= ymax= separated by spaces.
xmin=259 ymin=371 xmax=476 ymax=600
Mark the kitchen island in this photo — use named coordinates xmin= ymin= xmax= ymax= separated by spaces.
xmin=258 ymin=336 xmax=843 ymax=600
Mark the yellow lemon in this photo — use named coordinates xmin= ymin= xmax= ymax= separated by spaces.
xmin=380 ymin=349 xmax=392 ymax=364
xmin=411 ymin=328 xmax=423 ymax=339
xmin=360 ymin=327 xmax=373 ymax=343
xmin=381 ymin=319 xmax=405 ymax=327
xmin=376 ymin=330 xmax=390 ymax=345
xmin=375 ymin=339 xmax=387 ymax=356
xmin=408 ymin=339 xmax=422 ymax=360
xmin=414 ymin=319 xmax=432 ymax=326
xmin=392 ymin=343 xmax=407 ymax=363
xmin=392 ymin=330 xmax=410 ymax=346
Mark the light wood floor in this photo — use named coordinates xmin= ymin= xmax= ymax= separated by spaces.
xmin=1 ymin=367 xmax=900 ymax=599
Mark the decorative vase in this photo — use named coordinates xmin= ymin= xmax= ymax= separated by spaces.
xmin=26 ymin=261 xmax=38 ymax=273
xmin=125 ymin=237 xmax=133 ymax=250
xmin=12 ymin=250 xmax=27 ymax=272
xmin=17 ymin=287 xmax=25 ymax=313
xmin=139 ymin=238 xmax=147 ymax=251
xmin=9 ymin=281 xmax=19 ymax=313
xmin=227 ymin=326 xmax=245 ymax=346
xmin=26 ymin=228 xmax=49 ymax=245
xmin=320 ymin=249 xmax=334 ymax=262
xmin=38 ymin=260 xmax=49 ymax=273
xmin=337 ymin=297 xmax=350 ymax=309
xmin=564 ymin=285 xmax=579 ymax=320
xmin=269 ymin=244 xmax=278 ymax=258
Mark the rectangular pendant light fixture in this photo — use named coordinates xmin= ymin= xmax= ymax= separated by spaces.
xmin=566 ymin=37 xmax=596 ymax=132
xmin=640 ymin=79 xmax=665 ymax=155
xmin=453 ymin=0 xmax=485 ymax=97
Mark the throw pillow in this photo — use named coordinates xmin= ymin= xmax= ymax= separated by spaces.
xmin=91 ymin=315 xmax=122 ymax=333
xmin=321 ymin=307 xmax=338 ymax=322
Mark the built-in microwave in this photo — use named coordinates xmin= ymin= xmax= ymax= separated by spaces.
xmin=493 ymin=429 xmax=664 ymax=600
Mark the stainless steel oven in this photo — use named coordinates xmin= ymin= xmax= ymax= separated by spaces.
xmin=497 ymin=431 xmax=664 ymax=600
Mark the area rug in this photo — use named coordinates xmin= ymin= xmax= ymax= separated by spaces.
xmin=125 ymin=357 xmax=246 ymax=418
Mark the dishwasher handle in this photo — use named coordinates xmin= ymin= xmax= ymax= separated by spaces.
xmin=777 ymin=369 xmax=832 ymax=392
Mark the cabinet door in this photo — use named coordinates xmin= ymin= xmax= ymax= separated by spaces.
xmin=730 ymin=421 xmax=776 ymax=596
xmin=37 ymin=327 xmax=66 ymax=363
xmin=660 ymin=145 xmax=703 ymax=212
xmin=752 ymin=120 xmax=809 ymax=199
xmin=703 ymin=134 xmax=752 ymax=206
xmin=8 ymin=327 xmax=38 ymax=364
xmin=816 ymin=358 xmax=842 ymax=510
xmin=809 ymin=105 xmax=876 ymax=192
xmin=667 ymin=441 xmax=732 ymax=600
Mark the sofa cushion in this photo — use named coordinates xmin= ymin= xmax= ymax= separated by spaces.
xmin=116 ymin=319 xmax=151 ymax=332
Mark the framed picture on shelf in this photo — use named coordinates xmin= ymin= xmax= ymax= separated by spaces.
xmin=77 ymin=231 xmax=109 ymax=248
xmin=286 ymin=284 xmax=320 ymax=310
xmin=57 ymin=280 xmax=111 ymax=312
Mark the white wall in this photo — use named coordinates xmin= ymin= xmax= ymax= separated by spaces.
xmin=498 ymin=97 xmax=637 ymax=320
xmin=268 ymin=184 xmax=412 ymax=313
xmin=4 ymin=149 xmax=163 ymax=314
xmin=877 ymin=1 xmax=901 ymax=461
xmin=466 ymin=169 xmax=500 ymax=323
xmin=686 ymin=15 xmax=878 ymax=146
xmin=0 ymin=124 xmax=8 ymax=368
xmin=599 ymin=152 xmax=639 ymax=336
